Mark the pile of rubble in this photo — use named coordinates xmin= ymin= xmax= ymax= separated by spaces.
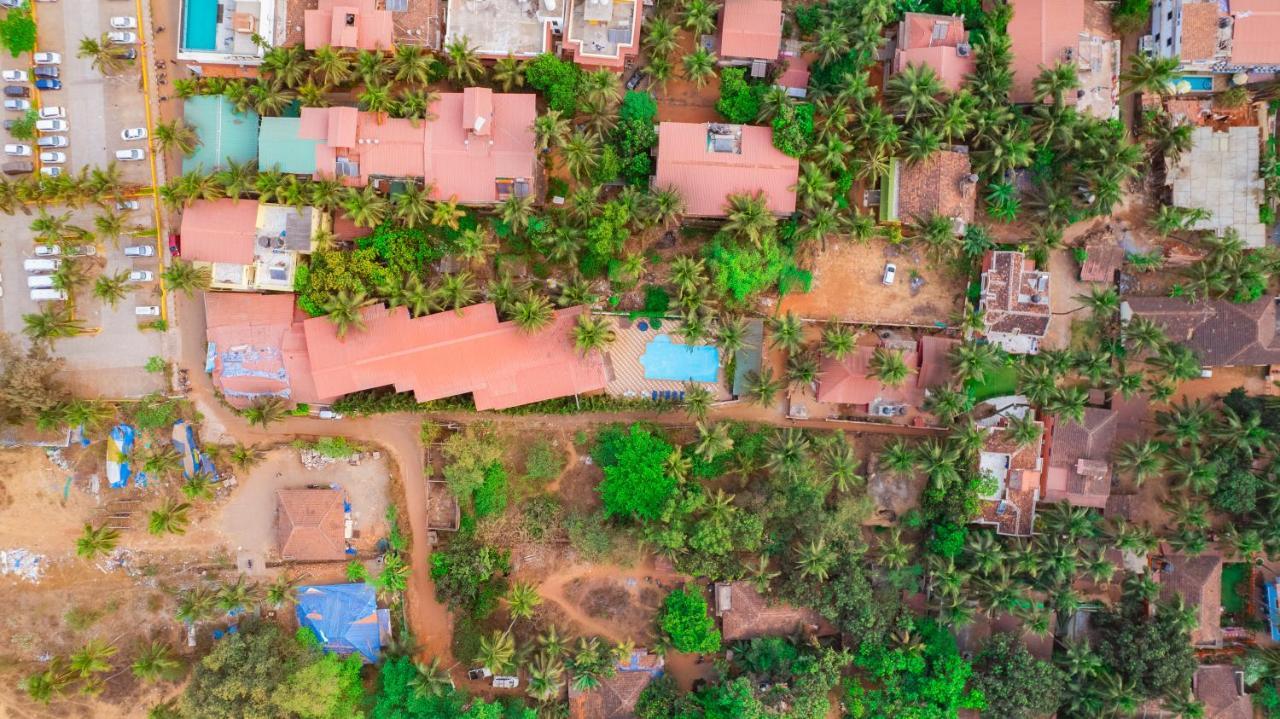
xmin=0 ymin=549 xmax=45 ymax=582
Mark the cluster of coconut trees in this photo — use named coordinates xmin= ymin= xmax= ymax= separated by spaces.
xmin=0 ymin=162 xmax=137 ymax=213
xmin=24 ymin=637 xmax=182 ymax=703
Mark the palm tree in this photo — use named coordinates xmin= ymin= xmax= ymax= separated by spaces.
xmin=175 ymin=583 xmax=219 ymax=623
xmin=1113 ymin=439 xmax=1164 ymax=486
xmin=162 ymin=259 xmax=212 ymax=297
xmin=265 ymin=573 xmax=300 ymax=608
xmin=491 ymin=55 xmax=525 ymax=92
xmin=539 ymin=625 xmax=568 ymax=659
xmin=694 ymin=422 xmax=733 ymax=461
xmin=141 ymin=445 xmax=184 ymax=477
xmin=681 ymin=0 xmax=718 ymax=34
xmin=435 ymin=271 xmax=479 ymax=313
xmin=311 ymin=45 xmax=354 ymax=87
xmin=513 ymin=292 xmax=555 ymax=333
xmin=78 ymin=34 xmax=126 ymax=74
xmin=1047 ymin=386 xmax=1089 ymax=425
xmin=393 ymin=44 xmax=437 ymax=84
xmin=92 ymin=271 xmax=131 ymax=308
xmin=180 ymin=471 xmax=216 ymax=501
xmin=358 ymin=82 xmax=395 ymax=120
xmin=767 ymin=312 xmax=805 ymax=355
xmin=76 ymin=523 xmax=120 ymax=559
xmin=869 ymin=347 xmax=911 ymax=387
xmin=795 ymin=537 xmax=836 ymax=581
xmin=583 ymin=68 xmax=622 ymax=107
xmin=808 ymin=22 xmax=850 ymax=66
xmin=392 ymin=182 xmax=433 ymax=229
xmin=645 ymin=17 xmax=679 ymax=58
xmin=70 ymin=639 xmax=117 ymax=678
xmin=885 ymin=63 xmax=943 ymax=123
xmin=1077 ymin=286 xmax=1120 ymax=319
xmin=322 ymin=289 xmax=370 ymax=339
xmin=571 ymin=312 xmax=615 ymax=354
xmin=243 ymin=396 xmax=288 ymax=428
xmin=819 ymin=323 xmax=856 ymax=359
xmin=500 ymin=194 xmax=537 ymax=237
xmin=561 ymin=131 xmax=600 ymax=181
xmin=262 ymin=45 xmax=311 ymax=88
xmin=341 ymin=185 xmax=390 ymax=228
xmin=671 ymin=256 xmax=707 ymax=297
xmin=1006 ymin=413 xmax=1042 ymax=447
xmin=148 ymin=498 xmax=192 ymax=536
xmin=153 ymin=120 xmax=200 ymax=156
xmin=684 ymin=384 xmax=713 ymax=421
xmin=409 ymin=657 xmax=454 ymax=698
xmin=23 ymin=308 xmax=86 ymax=343
xmin=217 ymin=574 xmax=262 ymax=611
xmin=58 ymin=400 xmax=115 ymax=431
xmin=430 ymin=196 xmax=465 ymax=230
xmin=533 ymin=109 xmax=571 ymax=154
xmin=526 ymin=652 xmax=564 ymax=703
xmin=745 ymin=367 xmax=784 ymax=406
xmin=505 ymin=581 xmax=542 ymax=622
xmin=478 ymin=631 xmax=516 ymax=673
xmin=131 ymin=641 xmax=180 ymax=682
xmin=455 ymin=226 xmax=496 ymax=267
xmin=1121 ymin=53 xmax=1180 ymax=96
xmin=1032 ymin=62 xmax=1079 ymax=109
xmin=879 ymin=438 xmax=917 ymax=477
xmin=446 ymin=36 xmax=486 ymax=86
xmin=682 ymin=48 xmax=717 ymax=88
xmin=723 ymin=192 xmax=777 ymax=246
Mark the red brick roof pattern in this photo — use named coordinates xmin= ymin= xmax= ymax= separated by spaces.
xmin=896 ymin=149 xmax=977 ymax=224
xmin=1229 ymin=0 xmax=1280 ymax=66
xmin=893 ymin=48 xmax=975 ymax=92
xmin=917 ymin=335 xmax=959 ymax=389
xmin=204 ymin=293 xmax=327 ymax=408
xmin=1179 ymin=1 xmax=1224 ymax=62
xmin=899 ymin=12 xmax=968 ymax=49
xmin=980 ymin=251 xmax=1051 ymax=338
xmin=1125 ymin=296 xmax=1280 ymax=367
xmin=1193 ymin=665 xmax=1252 ymax=719
xmin=1007 ymin=0 xmax=1085 ymax=104
xmin=302 ymin=303 xmax=608 ymax=410
xmin=179 ymin=198 xmax=259 ymax=265
xmin=1045 ymin=406 xmax=1115 ymax=508
xmin=304 ymin=0 xmax=394 ymax=51
xmin=719 ymin=581 xmax=829 ymax=641
xmin=1158 ymin=551 xmax=1223 ymax=646
xmin=1079 ymin=243 xmax=1124 ymax=282
xmin=816 ymin=345 xmax=919 ymax=405
xmin=718 ymin=0 xmax=783 ymax=60
xmin=568 ymin=671 xmax=656 ymax=719
xmin=654 ymin=122 xmax=799 ymax=217
xmin=276 ymin=488 xmax=347 ymax=561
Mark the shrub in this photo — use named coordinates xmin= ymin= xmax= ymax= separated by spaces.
xmin=523 ymin=439 xmax=565 ymax=483
xmin=716 ymin=68 xmax=762 ymax=124
xmin=659 ymin=587 xmax=721 ymax=654
xmin=471 ymin=463 xmax=509 ymax=518
xmin=525 ymin=53 xmax=582 ymax=115
xmin=594 ymin=424 xmax=676 ymax=521
xmin=565 ymin=511 xmax=616 ymax=562
xmin=0 ymin=7 xmax=36 ymax=57
xmin=313 ymin=436 xmax=359 ymax=458
xmin=620 ymin=90 xmax=657 ymax=123
xmin=771 ymin=102 xmax=814 ymax=158
xmin=9 ymin=109 xmax=35 ymax=141
xmin=144 ymin=356 xmax=167 ymax=373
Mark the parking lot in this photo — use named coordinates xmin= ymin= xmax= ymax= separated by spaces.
xmin=0 ymin=0 xmax=155 ymax=183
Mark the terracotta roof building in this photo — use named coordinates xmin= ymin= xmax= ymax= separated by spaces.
xmin=816 ymin=335 xmax=958 ymax=414
xmin=276 ymin=488 xmax=348 ymax=562
xmin=1123 ymin=296 xmax=1280 ymax=367
xmin=717 ymin=0 xmax=783 ymax=64
xmin=203 ymin=293 xmax=324 ymax=408
xmin=182 ymin=200 xmax=328 ymax=292
xmin=1151 ymin=0 xmax=1280 ymax=73
xmin=296 ymin=89 xmax=538 ymax=202
xmin=1045 ymin=407 xmax=1116 ymax=509
xmin=1157 ymin=551 xmax=1224 ymax=646
xmin=180 ymin=198 xmax=259 ymax=265
xmin=893 ymin=13 xmax=975 ymax=92
xmin=879 ymin=149 xmax=978 ymax=229
xmin=303 ymin=302 xmax=607 ymax=410
xmin=304 ymin=0 xmax=394 ymax=51
xmin=1079 ymin=243 xmax=1124 ymax=283
xmin=978 ymin=251 xmax=1050 ymax=355
xmin=713 ymin=581 xmax=831 ymax=642
xmin=568 ymin=650 xmax=664 ymax=719
xmin=1007 ymin=0 xmax=1119 ymax=118
xmin=1193 ymin=665 xmax=1252 ymax=719
xmin=973 ymin=409 xmax=1044 ymax=537
xmin=653 ymin=122 xmax=799 ymax=217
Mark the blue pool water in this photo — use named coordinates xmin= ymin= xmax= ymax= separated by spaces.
xmin=639 ymin=334 xmax=720 ymax=383
xmin=1176 ymin=75 xmax=1213 ymax=92
xmin=182 ymin=0 xmax=219 ymax=52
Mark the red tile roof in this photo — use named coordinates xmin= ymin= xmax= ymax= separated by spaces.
xmin=276 ymin=488 xmax=347 ymax=561
xmin=817 ymin=345 xmax=919 ymax=405
xmin=204 ymin=293 xmax=326 ymax=408
xmin=718 ymin=0 xmax=783 ymax=60
xmin=304 ymin=0 xmax=394 ymax=51
xmin=180 ymin=198 xmax=259 ymax=265
xmin=1045 ymin=407 xmax=1116 ymax=508
xmin=302 ymin=303 xmax=607 ymax=410
xmin=297 ymin=94 xmax=538 ymax=202
xmin=1007 ymin=0 xmax=1085 ymax=104
xmin=894 ymin=14 xmax=974 ymax=92
xmin=1230 ymin=0 xmax=1280 ymax=66
xmin=897 ymin=149 xmax=977 ymax=223
xmin=653 ymin=122 xmax=798 ymax=217
xmin=1179 ymin=1 xmax=1223 ymax=62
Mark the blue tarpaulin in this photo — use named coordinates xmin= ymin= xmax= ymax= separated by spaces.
xmin=296 ymin=583 xmax=388 ymax=663
xmin=1268 ymin=580 xmax=1280 ymax=642
xmin=106 ymin=424 xmax=136 ymax=489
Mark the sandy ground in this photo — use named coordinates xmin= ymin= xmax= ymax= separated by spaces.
xmin=1044 ymin=248 xmax=1092 ymax=351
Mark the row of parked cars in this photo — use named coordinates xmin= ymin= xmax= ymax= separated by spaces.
xmin=23 ymin=244 xmax=156 ymax=308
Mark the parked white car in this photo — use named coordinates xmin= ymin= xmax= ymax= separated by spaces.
xmin=121 ymin=127 xmax=146 ymax=140
xmin=30 ymin=288 xmax=68 ymax=301
xmin=123 ymin=245 xmax=154 ymax=257
xmin=116 ymin=199 xmax=140 ymax=211
xmin=34 ymin=119 xmax=67 ymax=132
xmin=23 ymin=258 xmax=60 ymax=272
xmin=26 ymin=274 xmax=54 ymax=289
xmin=3 ymin=99 xmax=29 ymax=111
xmin=3 ymin=143 xmax=31 ymax=156
xmin=1 ymin=70 xmax=26 ymax=82
xmin=881 ymin=262 xmax=897 ymax=285
xmin=40 ymin=166 xmax=61 ymax=177
xmin=39 ymin=151 xmax=65 ymax=164
xmin=107 ymin=31 xmax=137 ymax=45
xmin=109 ymin=16 xmax=137 ymax=29
xmin=36 ymin=135 xmax=67 ymax=148
xmin=135 ymin=305 xmax=160 ymax=316
xmin=115 ymin=148 xmax=145 ymax=161
xmin=128 ymin=270 xmax=153 ymax=282
xmin=34 ymin=244 xmax=60 ymax=257
xmin=37 ymin=106 xmax=64 ymax=119
xmin=32 ymin=52 xmax=61 ymax=65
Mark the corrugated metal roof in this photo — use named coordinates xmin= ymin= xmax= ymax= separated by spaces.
xmin=1007 ymin=0 xmax=1084 ymax=104
xmin=653 ymin=122 xmax=798 ymax=217
xmin=304 ymin=0 xmax=395 ymax=50
xmin=180 ymin=198 xmax=259 ymax=264
xmin=719 ymin=0 xmax=783 ymax=60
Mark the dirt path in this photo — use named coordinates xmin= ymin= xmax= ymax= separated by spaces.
xmin=534 ymin=562 xmax=686 ymax=644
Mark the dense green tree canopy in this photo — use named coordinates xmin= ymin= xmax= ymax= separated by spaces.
xmin=594 ymin=424 xmax=676 ymax=521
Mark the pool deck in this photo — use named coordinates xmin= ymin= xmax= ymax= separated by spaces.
xmin=603 ymin=317 xmax=733 ymax=401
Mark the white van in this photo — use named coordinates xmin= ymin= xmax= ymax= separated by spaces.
xmin=26 ymin=274 xmax=54 ymax=289
xmin=23 ymin=258 xmax=60 ymax=272
xmin=30 ymin=288 xmax=67 ymax=301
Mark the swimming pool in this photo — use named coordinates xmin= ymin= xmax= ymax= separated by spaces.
xmin=182 ymin=0 xmax=219 ymax=52
xmin=1176 ymin=75 xmax=1213 ymax=92
xmin=639 ymin=334 xmax=720 ymax=383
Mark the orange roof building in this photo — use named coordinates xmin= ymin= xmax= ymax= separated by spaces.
xmin=276 ymin=488 xmax=348 ymax=562
xmin=717 ymin=0 xmax=783 ymax=62
xmin=204 ymin=293 xmax=325 ymax=408
xmin=653 ymin=122 xmax=799 ymax=217
xmin=302 ymin=302 xmax=607 ymax=410
xmin=304 ymin=0 xmax=394 ymax=51
xmin=893 ymin=13 xmax=975 ymax=92
xmin=816 ymin=335 xmax=958 ymax=415
xmin=296 ymin=89 xmax=538 ymax=202
xmin=1151 ymin=0 xmax=1280 ymax=73
xmin=973 ymin=409 xmax=1045 ymax=537
xmin=179 ymin=199 xmax=260 ymax=265
xmin=1007 ymin=0 xmax=1119 ymax=118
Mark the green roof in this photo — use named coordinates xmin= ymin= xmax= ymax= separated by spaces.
xmin=183 ymin=96 xmax=260 ymax=175
xmin=259 ymin=117 xmax=319 ymax=175
xmin=879 ymin=157 xmax=901 ymax=224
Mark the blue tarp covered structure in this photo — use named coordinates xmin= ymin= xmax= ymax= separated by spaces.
xmin=105 ymin=424 xmax=135 ymax=489
xmin=1268 ymin=580 xmax=1280 ymax=642
xmin=296 ymin=583 xmax=389 ymax=663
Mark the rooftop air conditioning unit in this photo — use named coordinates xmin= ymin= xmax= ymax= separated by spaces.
xmin=956 ymin=43 xmax=971 ymax=57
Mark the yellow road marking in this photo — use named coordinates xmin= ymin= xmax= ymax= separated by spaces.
xmin=27 ymin=0 xmax=41 ymax=173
